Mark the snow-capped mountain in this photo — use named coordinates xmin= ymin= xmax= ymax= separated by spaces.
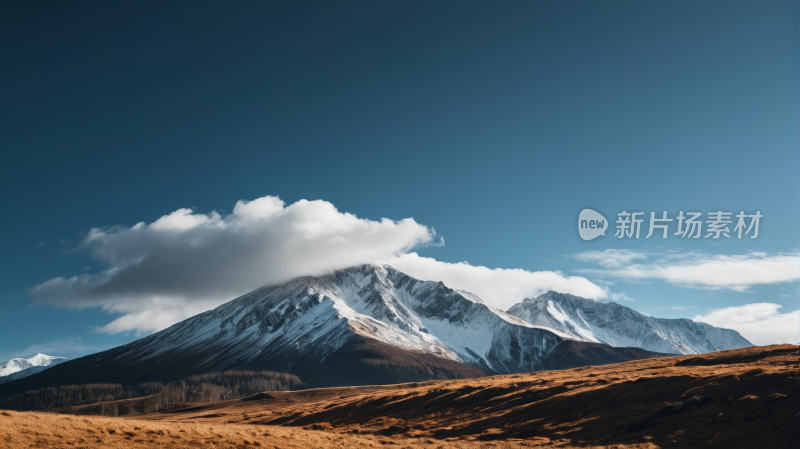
xmin=0 ymin=364 xmax=66 ymax=385
xmin=0 ymin=354 xmax=68 ymax=378
xmin=0 ymin=265 xmax=668 ymax=394
xmin=506 ymin=291 xmax=752 ymax=355
xmin=99 ymin=264 xmax=572 ymax=378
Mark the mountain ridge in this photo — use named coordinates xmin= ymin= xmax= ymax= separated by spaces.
xmin=0 ymin=354 xmax=69 ymax=385
xmin=0 ymin=265 xmax=673 ymax=398
xmin=0 ymin=354 xmax=67 ymax=377
xmin=506 ymin=291 xmax=752 ymax=354
xmin=4 ymin=265 xmax=750 ymax=398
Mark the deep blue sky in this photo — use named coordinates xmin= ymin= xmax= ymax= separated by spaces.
xmin=1 ymin=1 xmax=797 ymax=361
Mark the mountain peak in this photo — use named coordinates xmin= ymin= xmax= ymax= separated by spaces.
xmin=0 ymin=354 xmax=68 ymax=378
xmin=0 ymin=265 xmax=688 ymax=393
xmin=14 ymin=264 xmax=577 ymax=387
xmin=508 ymin=293 xmax=752 ymax=355
xmin=332 ymin=262 xmax=395 ymax=278
xmin=27 ymin=354 xmax=66 ymax=365
xmin=523 ymin=291 xmax=598 ymax=304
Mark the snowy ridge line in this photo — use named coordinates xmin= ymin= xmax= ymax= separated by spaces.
xmin=0 ymin=354 xmax=69 ymax=380
xmin=506 ymin=291 xmax=752 ymax=355
xmin=42 ymin=264 xmax=744 ymax=386
xmin=103 ymin=264 xmax=570 ymax=375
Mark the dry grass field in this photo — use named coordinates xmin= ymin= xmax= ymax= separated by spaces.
xmin=2 ymin=411 xmax=588 ymax=448
xmin=1 ymin=344 xmax=797 ymax=448
xmin=0 ymin=411 xmax=659 ymax=449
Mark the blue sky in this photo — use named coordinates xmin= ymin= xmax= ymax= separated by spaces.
xmin=1 ymin=0 xmax=798 ymax=362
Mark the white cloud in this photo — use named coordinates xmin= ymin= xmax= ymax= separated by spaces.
xmin=570 ymin=249 xmax=648 ymax=268
xmin=94 ymin=296 xmax=226 ymax=335
xmin=694 ymin=303 xmax=800 ymax=345
xmin=2 ymin=337 xmax=110 ymax=362
xmin=659 ymin=305 xmax=698 ymax=311
xmin=28 ymin=196 xmax=437 ymax=334
xmin=573 ymin=250 xmax=799 ymax=291
xmin=28 ymin=195 xmax=608 ymax=335
xmin=608 ymin=292 xmax=635 ymax=302
xmin=384 ymin=253 xmax=608 ymax=310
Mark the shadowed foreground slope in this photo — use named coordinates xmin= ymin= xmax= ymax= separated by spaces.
xmin=143 ymin=344 xmax=798 ymax=448
xmin=6 ymin=345 xmax=797 ymax=448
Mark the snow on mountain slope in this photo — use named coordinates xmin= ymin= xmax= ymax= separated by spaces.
xmin=0 ymin=363 xmax=68 ymax=384
xmin=0 ymin=354 xmax=67 ymax=378
xmin=0 ymin=267 xmax=677 ymax=395
xmin=506 ymin=291 xmax=753 ymax=355
xmin=114 ymin=264 xmax=572 ymax=375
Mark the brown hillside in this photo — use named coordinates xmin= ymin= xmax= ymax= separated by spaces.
xmin=2 ymin=344 xmax=797 ymax=448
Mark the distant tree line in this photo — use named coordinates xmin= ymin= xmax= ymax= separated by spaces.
xmin=0 ymin=382 xmax=164 ymax=412
xmin=0 ymin=370 xmax=304 ymax=412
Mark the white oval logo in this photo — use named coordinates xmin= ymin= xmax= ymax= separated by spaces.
xmin=578 ymin=209 xmax=608 ymax=241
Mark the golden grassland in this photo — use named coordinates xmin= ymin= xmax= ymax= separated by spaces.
xmin=2 ymin=344 xmax=798 ymax=448
xmin=0 ymin=410 xmax=659 ymax=448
